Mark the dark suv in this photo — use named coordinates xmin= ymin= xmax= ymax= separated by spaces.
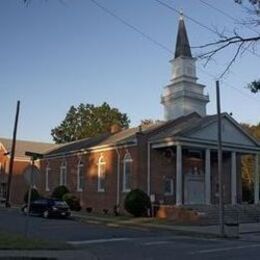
xmin=22 ymin=198 xmax=71 ymax=218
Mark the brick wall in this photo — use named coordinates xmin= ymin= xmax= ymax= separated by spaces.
xmin=39 ymin=146 xmax=141 ymax=213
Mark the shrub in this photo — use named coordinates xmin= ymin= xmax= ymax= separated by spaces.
xmin=124 ymin=189 xmax=151 ymax=217
xmin=63 ymin=193 xmax=81 ymax=211
xmin=86 ymin=207 xmax=93 ymax=213
xmin=51 ymin=185 xmax=70 ymax=200
xmin=24 ymin=188 xmax=40 ymax=203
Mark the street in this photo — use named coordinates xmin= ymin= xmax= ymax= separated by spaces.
xmin=1 ymin=208 xmax=260 ymax=259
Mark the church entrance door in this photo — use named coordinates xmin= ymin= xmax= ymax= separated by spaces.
xmin=184 ymin=167 xmax=205 ymax=204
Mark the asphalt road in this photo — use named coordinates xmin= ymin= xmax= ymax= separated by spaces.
xmin=1 ymin=208 xmax=260 ymax=260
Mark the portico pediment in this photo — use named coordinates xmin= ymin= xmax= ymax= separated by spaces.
xmin=186 ymin=115 xmax=259 ymax=148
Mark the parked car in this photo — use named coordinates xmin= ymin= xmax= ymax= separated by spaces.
xmin=21 ymin=198 xmax=71 ymax=218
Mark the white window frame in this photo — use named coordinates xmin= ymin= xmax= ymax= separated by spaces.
xmin=60 ymin=160 xmax=67 ymax=186
xmin=45 ymin=162 xmax=50 ymax=192
xmin=164 ymin=177 xmax=174 ymax=196
xmin=123 ymin=153 xmax=133 ymax=193
xmin=97 ymin=155 xmax=106 ymax=192
xmin=77 ymin=160 xmax=84 ymax=192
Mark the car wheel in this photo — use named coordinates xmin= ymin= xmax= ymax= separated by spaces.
xmin=43 ymin=210 xmax=49 ymax=219
xmin=22 ymin=206 xmax=28 ymax=215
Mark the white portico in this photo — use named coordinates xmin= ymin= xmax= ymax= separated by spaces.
xmin=149 ymin=113 xmax=260 ymax=206
xmin=153 ymin=14 xmax=260 ymax=206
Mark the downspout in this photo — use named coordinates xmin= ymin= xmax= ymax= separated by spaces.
xmin=115 ymin=147 xmax=120 ymax=207
xmin=147 ymin=142 xmax=151 ymax=196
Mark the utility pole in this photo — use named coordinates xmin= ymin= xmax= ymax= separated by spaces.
xmin=216 ymin=81 xmax=225 ymax=237
xmin=24 ymin=151 xmax=43 ymax=238
xmin=5 ymin=100 xmax=20 ymax=208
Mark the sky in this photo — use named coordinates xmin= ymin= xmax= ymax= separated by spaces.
xmin=0 ymin=0 xmax=259 ymax=143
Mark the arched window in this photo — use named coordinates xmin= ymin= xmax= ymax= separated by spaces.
xmin=123 ymin=152 xmax=133 ymax=192
xmin=97 ymin=155 xmax=106 ymax=192
xmin=60 ymin=160 xmax=67 ymax=186
xmin=77 ymin=159 xmax=84 ymax=192
xmin=45 ymin=161 xmax=50 ymax=192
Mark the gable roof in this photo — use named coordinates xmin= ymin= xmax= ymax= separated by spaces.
xmin=149 ymin=113 xmax=260 ymax=148
xmin=0 ymin=138 xmax=58 ymax=158
xmin=148 ymin=113 xmax=203 ymax=142
xmin=45 ymin=123 xmax=163 ymax=156
xmin=45 ymin=113 xmax=203 ymax=157
xmin=43 ymin=112 xmax=259 ymax=157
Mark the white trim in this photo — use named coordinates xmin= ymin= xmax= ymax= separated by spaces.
xmin=77 ymin=159 xmax=84 ymax=192
xmin=122 ymin=152 xmax=133 ymax=193
xmin=11 ymin=157 xmax=31 ymax=162
xmin=45 ymin=162 xmax=50 ymax=192
xmin=254 ymin=154 xmax=259 ymax=204
xmin=176 ymin=144 xmax=182 ymax=205
xmin=152 ymin=138 xmax=260 ymax=153
xmin=147 ymin=142 xmax=151 ymax=196
xmin=97 ymin=155 xmax=105 ymax=192
xmin=59 ymin=160 xmax=67 ymax=186
xmin=231 ymin=152 xmax=237 ymax=205
xmin=44 ymin=143 xmax=137 ymax=160
xmin=115 ymin=148 xmax=120 ymax=206
xmin=205 ymin=148 xmax=211 ymax=205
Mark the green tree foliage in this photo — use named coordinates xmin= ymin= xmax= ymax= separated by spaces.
xmin=124 ymin=189 xmax=151 ymax=217
xmin=51 ymin=185 xmax=70 ymax=200
xmin=240 ymin=122 xmax=260 ymax=202
xmin=63 ymin=193 xmax=81 ymax=211
xmin=51 ymin=102 xmax=130 ymax=143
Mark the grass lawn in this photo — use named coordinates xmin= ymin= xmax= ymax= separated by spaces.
xmin=0 ymin=231 xmax=69 ymax=250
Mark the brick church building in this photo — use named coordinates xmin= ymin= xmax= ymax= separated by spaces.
xmin=37 ymin=15 xmax=260 ymax=213
xmin=1 ymin=16 xmax=260 ymax=212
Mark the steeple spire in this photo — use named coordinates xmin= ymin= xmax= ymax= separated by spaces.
xmin=174 ymin=14 xmax=192 ymax=58
xmin=161 ymin=13 xmax=209 ymax=121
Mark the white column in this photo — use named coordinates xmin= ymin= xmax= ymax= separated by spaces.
xmin=231 ymin=152 xmax=237 ymax=205
xmin=254 ymin=154 xmax=259 ymax=204
xmin=176 ymin=144 xmax=182 ymax=206
xmin=205 ymin=149 xmax=211 ymax=205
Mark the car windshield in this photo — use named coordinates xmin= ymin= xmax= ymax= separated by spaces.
xmin=54 ymin=201 xmax=68 ymax=207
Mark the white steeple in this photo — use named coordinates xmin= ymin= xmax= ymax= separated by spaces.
xmin=161 ymin=15 xmax=209 ymax=121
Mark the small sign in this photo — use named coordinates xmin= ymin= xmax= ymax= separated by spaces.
xmin=23 ymin=166 xmax=40 ymax=185
xmin=150 ymin=194 xmax=155 ymax=203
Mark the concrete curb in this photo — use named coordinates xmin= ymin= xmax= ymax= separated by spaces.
xmin=72 ymin=213 xmax=220 ymax=238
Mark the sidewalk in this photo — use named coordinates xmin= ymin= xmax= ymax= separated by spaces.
xmin=0 ymin=250 xmax=97 ymax=260
xmin=72 ymin=211 xmax=260 ymax=237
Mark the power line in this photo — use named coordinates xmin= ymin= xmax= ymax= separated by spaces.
xmin=154 ymin=0 xmax=216 ymax=34
xmin=198 ymin=0 xmax=260 ymax=36
xmin=196 ymin=0 xmax=260 ymax=91
xmin=154 ymin=0 xmax=260 ymax=59
xmin=198 ymin=66 xmax=260 ymax=104
xmin=88 ymin=0 xmax=260 ymax=106
xmin=88 ymin=0 xmax=172 ymax=54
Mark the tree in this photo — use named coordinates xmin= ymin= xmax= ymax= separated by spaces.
xmin=198 ymin=0 xmax=260 ymax=92
xmin=51 ymin=102 xmax=130 ymax=143
xmin=240 ymin=122 xmax=260 ymax=202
